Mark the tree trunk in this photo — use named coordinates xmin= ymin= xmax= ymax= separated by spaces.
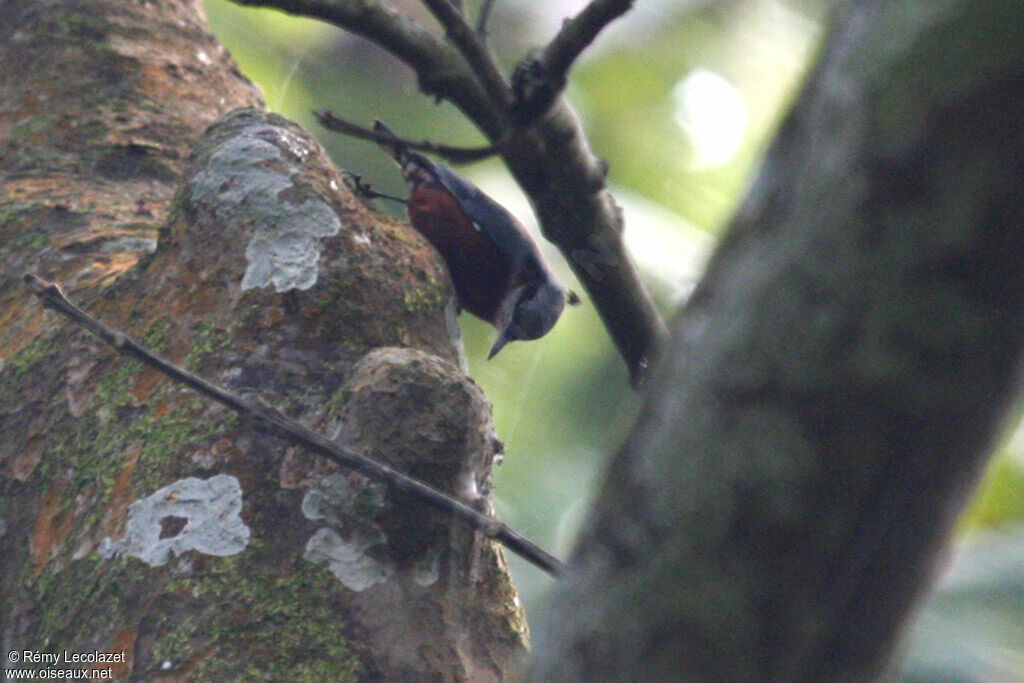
xmin=534 ymin=0 xmax=1024 ymax=680
xmin=0 ymin=1 xmax=525 ymax=679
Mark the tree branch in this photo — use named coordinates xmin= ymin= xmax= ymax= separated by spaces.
xmin=543 ymin=0 xmax=635 ymax=78
xmin=535 ymin=0 xmax=1024 ymax=677
xmin=230 ymin=0 xmax=504 ymax=133
xmin=475 ymin=0 xmax=499 ymax=40
xmin=419 ymin=0 xmax=513 ymax=108
xmin=314 ymin=110 xmax=499 ymax=163
xmin=25 ymin=273 xmax=563 ymax=577
xmin=512 ymin=0 xmax=635 ymax=122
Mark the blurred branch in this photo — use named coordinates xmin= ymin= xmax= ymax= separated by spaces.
xmin=536 ymin=0 xmax=1024 ymax=676
xmin=314 ymin=110 xmax=499 ymax=163
xmin=24 ymin=273 xmax=564 ymax=577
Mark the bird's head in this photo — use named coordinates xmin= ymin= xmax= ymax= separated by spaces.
xmin=488 ymin=280 xmax=567 ymax=359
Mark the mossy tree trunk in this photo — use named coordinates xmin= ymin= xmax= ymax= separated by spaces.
xmin=0 ymin=1 xmax=525 ymax=680
xmin=535 ymin=1 xmax=1024 ymax=680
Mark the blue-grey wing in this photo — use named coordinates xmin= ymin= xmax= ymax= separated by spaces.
xmin=427 ymin=162 xmax=545 ymax=278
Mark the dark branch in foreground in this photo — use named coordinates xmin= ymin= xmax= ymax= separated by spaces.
xmin=315 ymin=111 xmax=499 ymax=164
xmin=24 ymin=273 xmax=563 ymax=577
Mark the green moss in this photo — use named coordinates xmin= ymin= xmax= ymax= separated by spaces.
xmin=141 ymin=317 xmax=174 ymax=352
xmin=30 ymin=551 xmax=364 ymax=679
xmin=4 ymin=334 xmax=58 ymax=383
xmin=18 ymin=278 xmax=369 ymax=680
xmin=129 ymin=405 xmax=238 ymax=492
xmin=9 ymin=115 xmax=57 ymax=143
xmin=32 ymin=555 xmax=136 ymax=649
xmin=51 ymin=11 xmax=113 ymax=51
xmin=183 ymin=322 xmax=233 ymax=369
xmin=322 ymin=385 xmax=351 ymax=418
xmin=150 ymin=612 xmax=205 ymax=665
xmin=92 ymin=357 xmax=144 ymax=409
xmin=401 ymin=273 xmax=446 ymax=314
xmin=30 ymin=357 xmax=238 ymax=555
xmin=161 ymin=551 xmax=365 ymax=680
xmin=76 ymin=323 xmax=236 ymax=490
xmin=21 ymin=351 xmax=362 ymax=673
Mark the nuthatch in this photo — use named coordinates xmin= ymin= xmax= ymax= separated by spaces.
xmin=374 ymin=121 xmax=569 ymax=358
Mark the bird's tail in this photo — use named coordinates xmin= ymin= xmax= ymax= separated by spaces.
xmin=372 ymin=120 xmax=404 ymax=160
xmin=373 ymin=120 xmax=436 ymax=191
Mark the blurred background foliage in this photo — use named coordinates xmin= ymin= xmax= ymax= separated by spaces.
xmin=203 ymin=0 xmax=1024 ymax=677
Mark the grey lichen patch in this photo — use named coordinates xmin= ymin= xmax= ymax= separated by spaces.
xmin=98 ymin=234 xmax=158 ymax=254
xmin=304 ymin=527 xmax=392 ymax=592
xmin=301 ymin=473 xmax=393 ymax=591
xmin=413 ymin=547 xmax=441 ymax=587
xmin=301 ymin=473 xmax=384 ymax=525
xmin=189 ymin=124 xmax=341 ymax=292
xmin=99 ymin=474 xmax=249 ymax=566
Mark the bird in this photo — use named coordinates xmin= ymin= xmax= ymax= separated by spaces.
xmin=373 ymin=121 xmax=570 ymax=359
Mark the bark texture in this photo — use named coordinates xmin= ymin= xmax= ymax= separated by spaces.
xmin=1 ymin=1 xmax=525 ymax=680
xmin=534 ymin=1 xmax=1024 ymax=680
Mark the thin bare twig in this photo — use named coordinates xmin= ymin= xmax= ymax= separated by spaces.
xmin=315 ymin=110 xmax=499 ymax=163
xmin=24 ymin=273 xmax=564 ymax=577
xmin=475 ymin=0 xmax=499 ymax=39
xmin=342 ymin=171 xmax=409 ymax=204
xmin=419 ymin=0 xmax=512 ymax=109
